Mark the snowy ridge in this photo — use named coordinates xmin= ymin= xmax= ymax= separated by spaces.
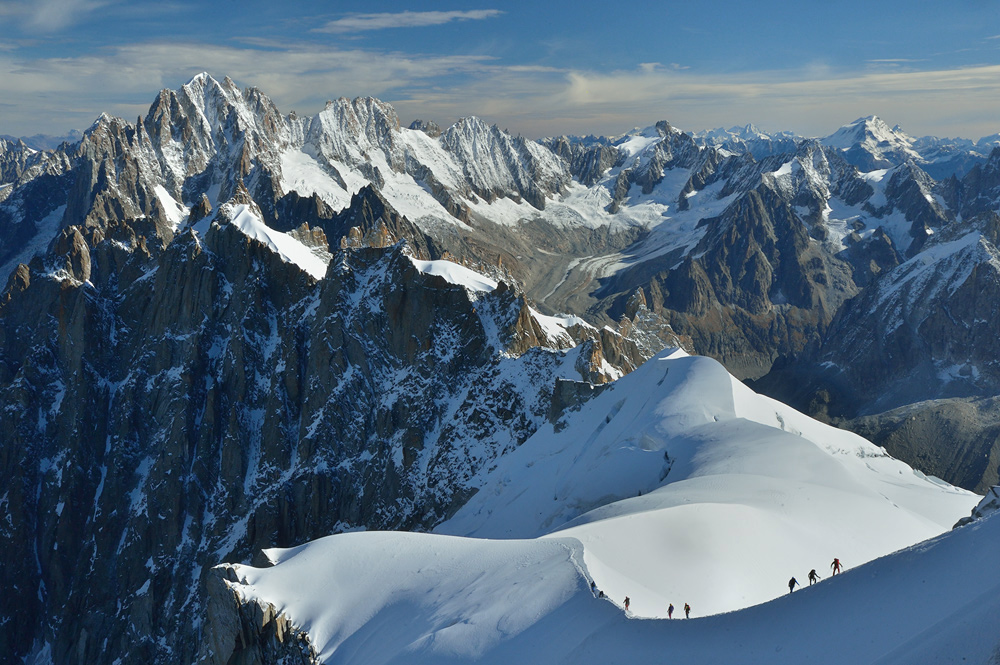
xmin=225 ymin=349 xmax=984 ymax=664
xmin=822 ymin=115 xmax=918 ymax=155
xmin=441 ymin=350 xmax=974 ymax=616
xmin=237 ymin=533 xmax=592 ymax=662
xmin=844 ymin=228 xmax=1000 ymax=340
xmin=208 ymin=203 xmax=330 ymax=279
xmin=408 ymin=257 xmax=498 ymax=293
xmin=225 ymin=513 xmax=1000 ymax=665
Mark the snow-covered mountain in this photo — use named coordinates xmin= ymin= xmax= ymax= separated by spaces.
xmin=5 ymin=72 xmax=1000 ymax=665
xmin=0 ymin=73 xmax=990 ymax=383
xmin=693 ymin=122 xmax=800 ymax=159
xmin=695 ymin=115 xmax=1000 ymax=180
xmin=820 ymin=116 xmax=922 ymax=171
xmin=439 ymin=350 xmax=974 ymax=614
xmin=209 ymin=349 xmax=984 ymax=664
xmin=816 ymin=115 xmax=1000 ymax=180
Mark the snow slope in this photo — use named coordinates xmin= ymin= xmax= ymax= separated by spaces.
xmin=226 ymin=501 xmax=999 ymax=665
xmin=226 ymin=349 xmax=986 ymax=664
xmin=233 ymin=533 xmax=602 ymax=663
xmin=193 ymin=203 xmax=331 ymax=279
xmin=408 ymin=257 xmax=498 ymax=293
xmin=440 ymin=349 xmax=976 ymax=617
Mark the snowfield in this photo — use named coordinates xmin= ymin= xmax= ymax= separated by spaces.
xmin=193 ymin=203 xmax=331 ymax=279
xmin=225 ymin=349 xmax=989 ymax=664
xmin=408 ymin=257 xmax=498 ymax=293
xmin=229 ymin=514 xmax=1000 ymax=665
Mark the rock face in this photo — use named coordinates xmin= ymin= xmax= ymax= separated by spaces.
xmin=955 ymin=485 xmax=1000 ymax=526
xmin=591 ymin=141 xmax=868 ymax=378
xmin=543 ymin=135 xmax=621 ymax=187
xmin=0 ymin=73 xmax=982 ymax=383
xmin=199 ymin=565 xmax=321 ymax=665
xmin=752 ymin=213 xmax=1000 ymax=491
xmin=322 ymin=185 xmax=432 ymax=257
xmin=761 ymin=213 xmax=1000 ymax=410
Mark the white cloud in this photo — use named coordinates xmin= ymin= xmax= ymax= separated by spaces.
xmin=4 ymin=39 xmax=1000 ymax=142
xmin=0 ymin=0 xmax=113 ymax=32
xmin=0 ymin=41 xmax=498 ymax=134
xmin=314 ymin=10 xmax=503 ymax=34
xmin=504 ymin=63 xmax=1000 ymax=139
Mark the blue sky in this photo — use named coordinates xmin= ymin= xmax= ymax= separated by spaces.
xmin=2 ymin=0 xmax=1000 ymax=139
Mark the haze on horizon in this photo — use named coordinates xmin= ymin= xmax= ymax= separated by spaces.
xmin=2 ymin=0 xmax=1000 ymax=141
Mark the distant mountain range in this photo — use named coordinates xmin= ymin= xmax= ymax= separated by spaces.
xmin=0 ymin=130 xmax=84 ymax=152
xmin=694 ymin=115 xmax=1000 ymax=179
xmin=2 ymin=73 xmax=1000 ymax=665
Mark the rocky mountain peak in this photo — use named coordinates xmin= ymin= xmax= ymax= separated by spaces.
xmin=330 ymin=184 xmax=430 ymax=257
xmin=953 ymin=146 xmax=1000 ymax=218
xmin=179 ymin=72 xmax=243 ymax=115
xmin=540 ymin=135 xmax=619 ymax=187
xmin=318 ymin=96 xmax=401 ymax=142
xmin=441 ymin=116 xmax=569 ymax=210
xmin=654 ymin=120 xmax=674 ymax=137
xmin=409 ymin=118 xmax=442 ymax=138
xmin=306 ymin=96 xmax=404 ymax=175
xmin=822 ymin=115 xmax=920 ymax=171
xmin=49 ymin=225 xmax=92 ymax=282
xmin=0 ymin=136 xmax=28 ymax=154
xmin=188 ymin=193 xmax=213 ymax=223
xmin=144 ymin=73 xmax=289 ymax=194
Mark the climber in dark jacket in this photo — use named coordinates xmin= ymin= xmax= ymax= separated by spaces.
xmin=788 ymin=577 xmax=799 ymax=593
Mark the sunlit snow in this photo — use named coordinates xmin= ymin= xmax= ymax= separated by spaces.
xmin=220 ymin=204 xmax=330 ymax=279
xmin=226 ymin=349 xmax=983 ymax=664
xmin=408 ymin=257 xmax=498 ymax=292
xmin=153 ymin=185 xmax=190 ymax=231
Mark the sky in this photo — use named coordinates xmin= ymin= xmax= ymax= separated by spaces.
xmin=2 ymin=0 xmax=1000 ymax=140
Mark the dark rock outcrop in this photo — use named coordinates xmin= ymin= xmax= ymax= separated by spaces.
xmin=199 ymin=565 xmax=320 ymax=665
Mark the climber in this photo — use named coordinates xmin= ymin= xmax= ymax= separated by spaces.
xmin=788 ymin=577 xmax=799 ymax=593
xmin=808 ymin=569 xmax=820 ymax=585
xmin=831 ymin=558 xmax=843 ymax=575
